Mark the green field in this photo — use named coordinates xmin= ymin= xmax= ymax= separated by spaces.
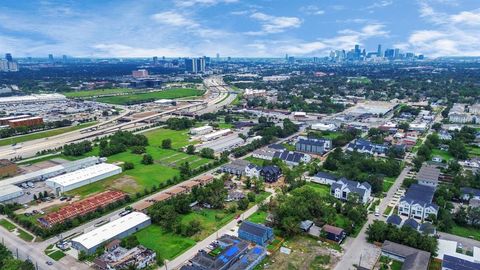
xmin=247 ymin=211 xmax=268 ymax=224
xmin=66 ymin=128 xmax=213 ymax=197
xmin=383 ymin=177 xmax=396 ymax=192
xmin=64 ymin=88 xmax=137 ymax=98
xmin=135 ymin=224 xmax=196 ymax=260
xmin=244 ymin=156 xmax=266 ymax=167
xmin=0 ymin=219 xmax=16 ymax=231
xmin=300 ymin=182 xmax=331 ymax=197
xmin=467 ymin=146 xmax=480 ymax=158
xmin=47 ymin=250 xmax=66 ymax=261
xmin=450 ymin=224 xmax=480 ymax=241
xmin=95 ymin=88 xmax=204 ymax=105
xmin=17 ymin=228 xmax=34 ymax=241
xmin=431 ymin=149 xmax=454 ymax=161
xmin=0 ymin=122 xmax=96 ymax=147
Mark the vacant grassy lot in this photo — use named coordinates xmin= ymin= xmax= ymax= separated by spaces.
xmin=66 ymin=128 xmax=213 ymax=197
xmin=135 ymin=224 xmax=196 ymax=260
xmin=431 ymin=149 xmax=454 ymax=161
xmin=383 ymin=177 xmax=396 ymax=192
xmin=244 ymin=156 xmax=266 ymax=167
xmin=0 ymin=122 xmax=96 ymax=147
xmin=96 ymin=88 xmax=204 ymax=105
xmin=181 ymin=208 xmax=237 ymax=241
xmin=64 ymin=88 xmax=137 ymax=98
xmin=247 ymin=211 xmax=268 ymax=224
xmin=467 ymin=146 xmax=480 ymax=158
xmin=299 ymin=182 xmax=331 ymax=197
xmin=143 ymin=128 xmax=196 ymax=150
xmin=450 ymin=224 xmax=480 ymax=241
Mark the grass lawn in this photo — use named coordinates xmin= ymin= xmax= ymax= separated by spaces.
xmin=384 ymin=205 xmax=393 ymax=216
xmin=244 ymin=156 xmax=266 ymax=167
xmin=181 ymin=208 xmax=237 ymax=241
xmin=247 ymin=211 xmax=268 ymax=224
xmin=431 ymin=149 xmax=454 ymax=161
xmin=143 ymin=128 xmax=196 ymax=150
xmin=0 ymin=122 xmax=96 ymax=147
xmin=300 ymin=182 xmax=331 ymax=197
xmin=318 ymin=131 xmax=342 ymax=140
xmin=47 ymin=250 xmax=66 ymax=261
xmin=0 ymin=219 xmax=16 ymax=231
xmin=383 ymin=177 xmax=396 ymax=193
xmin=64 ymin=88 xmax=137 ymax=98
xmin=217 ymin=122 xmax=233 ymax=129
xmin=467 ymin=146 xmax=480 ymax=158
xmin=450 ymin=224 xmax=480 ymax=241
xmin=96 ymin=88 xmax=204 ymax=105
xmin=135 ymin=224 xmax=196 ymax=260
xmin=17 ymin=228 xmax=34 ymax=241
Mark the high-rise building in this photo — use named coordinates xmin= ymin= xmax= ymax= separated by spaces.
xmin=5 ymin=53 xmax=12 ymax=62
xmin=288 ymin=56 xmax=295 ymax=64
xmin=132 ymin=69 xmax=148 ymax=78
xmin=0 ymin=60 xmax=8 ymax=72
xmin=384 ymin=49 xmax=395 ymax=59
xmin=185 ymin=58 xmax=197 ymax=73
xmin=216 ymin=53 xmax=220 ymax=61
xmin=153 ymin=56 xmax=158 ymax=65
xmin=48 ymin=54 xmax=54 ymax=62
xmin=196 ymin=58 xmax=206 ymax=73
xmin=62 ymin=55 xmax=67 ymax=62
xmin=394 ymin=49 xmax=400 ymax=59
xmin=377 ymin=44 xmax=382 ymax=57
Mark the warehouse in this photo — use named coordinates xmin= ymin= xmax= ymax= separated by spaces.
xmin=0 ymin=185 xmax=24 ymax=202
xmin=46 ymin=163 xmax=122 ymax=194
xmin=7 ymin=116 xmax=43 ymax=128
xmin=190 ymin=125 xmax=213 ymax=135
xmin=201 ymin=129 xmax=231 ymax=141
xmin=71 ymin=212 xmax=151 ymax=254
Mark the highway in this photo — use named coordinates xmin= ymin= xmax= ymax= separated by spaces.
xmin=0 ymin=76 xmax=229 ymax=161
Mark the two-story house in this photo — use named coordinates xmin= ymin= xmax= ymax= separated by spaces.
xmin=330 ymin=178 xmax=371 ymax=204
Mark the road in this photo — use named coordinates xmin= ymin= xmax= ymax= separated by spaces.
xmin=0 ymin=216 xmax=90 ymax=270
xmin=161 ymin=191 xmax=275 ymax=270
xmin=334 ymin=166 xmax=412 ymax=270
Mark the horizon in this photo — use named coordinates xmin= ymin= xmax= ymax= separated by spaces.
xmin=1 ymin=0 xmax=479 ymax=58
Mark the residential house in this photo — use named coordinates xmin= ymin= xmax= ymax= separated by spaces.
xmin=299 ymin=220 xmax=314 ymax=232
xmin=311 ymin=172 xmax=337 ymax=185
xmin=245 ymin=164 xmax=261 ymax=178
xmin=403 ymin=218 xmax=420 ymax=230
xmin=346 ymin=139 xmax=389 ymax=155
xmin=321 ymin=224 xmax=346 ymax=243
xmin=221 ymin=160 xmax=250 ymax=176
xmin=238 ymin=221 xmax=274 ymax=247
xmin=381 ymin=241 xmax=430 ymax=270
xmin=260 ymin=166 xmax=281 ymax=183
xmin=251 ymin=148 xmax=276 ymax=161
xmin=438 ymin=130 xmax=452 ymax=141
xmin=273 ymin=151 xmax=311 ymax=166
xmin=398 ymin=184 xmax=438 ymax=221
xmin=460 ymin=187 xmax=480 ymax=202
xmin=386 ymin=215 xmax=402 ymax=227
xmin=417 ymin=164 xmax=441 ymax=187
xmin=94 ymin=245 xmax=156 ymax=270
xmin=295 ymin=136 xmax=332 ymax=155
xmin=330 ymin=178 xmax=371 ymax=204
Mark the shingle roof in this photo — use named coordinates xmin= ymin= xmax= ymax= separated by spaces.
xmin=381 ymin=240 xmax=430 ymax=270
xmin=261 ymin=165 xmax=280 ymax=175
xmin=402 ymin=184 xmax=436 ymax=205
xmin=416 ymin=164 xmax=441 ymax=183
xmin=386 ymin=215 xmax=402 ymax=226
xmin=322 ymin=224 xmax=344 ymax=235
xmin=419 ymin=222 xmax=436 ymax=235
xmin=442 ymin=255 xmax=480 ymax=270
xmin=239 ymin=221 xmax=272 ymax=238
xmin=297 ymin=138 xmax=331 ymax=147
xmin=460 ymin=187 xmax=480 ymax=197
xmin=273 ymin=151 xmax=306 ymax=163
xmin=403 ymin=218 xmax=419 ymax=230
xmin=314 ymin=171 xmax=337 ymax=180
xmin=268 ymin=144 xmax=286 ymax=150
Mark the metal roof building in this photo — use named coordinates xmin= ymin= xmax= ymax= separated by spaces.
xmin=46 ymin=163 xmax=122 ymax=193
xmin=71 ymin=212 xmax=151 ymax=254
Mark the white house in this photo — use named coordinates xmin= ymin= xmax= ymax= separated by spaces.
xmin=310 ymin=172 xmax=337 ymax=185
xmin=252 ymin=148 xmax=276 ymax=161
xmin=245 ymin=164 xmax=261 ymax=178
xmin=398 ymin=184 xmax=438 ymax=222
xmin=330 ymin=178 xmax=371 ymax=204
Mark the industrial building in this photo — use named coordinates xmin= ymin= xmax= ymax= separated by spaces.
xmin=190 ymin=125 xmax=213 ymax=135
xmin=71 ymin=212 xmax=151 ymax=254
xmin=7 ymin=116 xmax=43 ymax=128
xmin=0 ymin=114 xmax=31 ymax=125
xmin=0 ymin=156 xmax=102 ymax=202
xmin=0 ymin=93 xmax=66 ymax=105
xmin=0 ymin=185 xmax=24 ymax=202
xmin=46 ymin=163 xmax=122 ymax=194
xmin=201 ymin=129 xmax=231 ymax=141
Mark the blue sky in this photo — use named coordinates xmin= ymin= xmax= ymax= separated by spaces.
xmin=1 ymin=0 xmax=479 ymax=58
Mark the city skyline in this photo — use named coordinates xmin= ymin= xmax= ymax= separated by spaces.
xmin=0 ymin=0 xmax=479 ymax=58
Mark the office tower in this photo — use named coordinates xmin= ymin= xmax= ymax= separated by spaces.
xmin=132 ymin=69 xmax=148 ymax=78
xmin=313 ymin=57 xmax=319 ymax=63
xmin=377 ymin=44 xmax=382 ymax=57
xmin=394 ymin=49 xmax=400 ymax=59
xmin=288 ymin=56 xmax=295 ymax=64
xmin=196 ymin=57 xmax=206 ymax=73
xmin=48 ymin=54 xmax=54 ymax=62
xmin=0 ymin=60 xmax=8 ymax=72
xmin=185 ymin=58 xmax=197 ymax=73
xmin=384 ymin=49 xmax=395 ymax=59
xmin=153 ymin=56 xmax=158 ymax=65
xmin=62 ymin=55 xmax=67 ymax=62
xmin=418 ymin=55 xmax=424 ymax=60
xmin=5 ymin=53 xmax=12 ymax=62
xmin=285 ymin=54 xmax=288 ymax=61
xmin=216 ymin=53 xmax=220 ymax=61
xmin=7 ymin=61 xmax=18 ymax=72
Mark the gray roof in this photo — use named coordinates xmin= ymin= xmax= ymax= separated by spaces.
xmin=381 ymin=240 xmax=430 ymax=270
xmin=332 ymin=178 xmax=371 ymax=198
xmin=297 ymin=137 xmax=331 ymax=147
xmin=386 ymin=215 xmax=402 ymax=226
xmin=419 ymin=223 xmax=436 ymax=235
xmin=401 ymin=184 xmax=438 ymax=210
xmin=273 ymin=151 xmax=306 ymax=164
xmin=403 ymin=218 xmax=419 ymax=230
xmin=460 ymin=187 xmax=480 ymax=197
xmin=314 ymin=171 xmax=337 ymax=180
xmin=416 ymin=164 xmax=440 ymax=183
xmin=239 ymin=221 xmax=272 ymax=238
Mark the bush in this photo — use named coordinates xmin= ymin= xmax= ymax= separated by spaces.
xmin=123 ymin=162 xmax=135 ymax=170
xmin=141 ymin=154 xmax=154 ymax=165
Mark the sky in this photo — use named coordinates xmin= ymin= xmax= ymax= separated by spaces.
xmin=0 ymin=0 xmax=479 ymax=58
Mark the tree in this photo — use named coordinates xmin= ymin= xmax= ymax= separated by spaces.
xmin=247 ymin=192 xmax=256 ymax=202
xmin=186 ymin=145 xmax=195 ymax=155
xmin=467 ymin=207 xmax=480 ymax=226
xmin=161 ymin=139 xmax=172 ymax=149
xmin=120 ymin=235 xmax=139 ymax=249
xmin=131 ymin=146 xmax=146 ymax=154
xmin=224 ymin=115 xmax=233 ymax=123
xmin=141 ymin=154 xmax=154 ymax=165
xmin=397 ymin=122 xmax=410 ymax=131
xmin=123 ymin=162 xmax=135 ymax=170
xmin=200 ymin=148 xmax=215 ymax=159
xmin=237 ymin=197 xmax=249 ymax=210
xmin=78 ymin=250 xmax=87 ymax=261
xmin=449 ymin=139 xmax=468 ymax=160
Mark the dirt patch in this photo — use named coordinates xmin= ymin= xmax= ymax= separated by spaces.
xmin=111 ymin=176 xmax=140 ymax=192
xmin=259 ymin=236 xmax=341 ymax=270
xmin=19 ymin=159 xmax=65 ymax=173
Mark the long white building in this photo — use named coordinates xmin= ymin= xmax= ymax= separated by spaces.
xmin=0 ymin=93 xmax=66 ymax=105
xmin=190 ymin=125 xmax=213 ymax=135
xmin=71 ymin=212 xmax=151 ymax=254
xmin=46 ymin=163 xmax=122 ymax=194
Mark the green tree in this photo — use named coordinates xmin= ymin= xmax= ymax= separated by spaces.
xmin=141 ymin=154 xmax=154 ymax=165
xmin=186 ymin=145 xmax=195 ymax=154
xmin=123 ymin=162 xmax=135 ymax=170
xmin=237 ymin=197 xmax=249 ymax=210
xmin=161 ymin=139 xmax=172 ymax=149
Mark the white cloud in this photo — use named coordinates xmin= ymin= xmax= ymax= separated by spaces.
xmin=450 ymin=10 xmax=480 ymax=25
xmin=151 ymin=11 xmax=198 ymax=27
xmin=300 ymin=5 xmax=325 ymax=15
xmin=174 ymin=0 xmax=238 ymax=7
xmin=247 ymin=12 xmax=302 ymax=35
xmin=365 ymin=0 xmax=394 ymax=10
